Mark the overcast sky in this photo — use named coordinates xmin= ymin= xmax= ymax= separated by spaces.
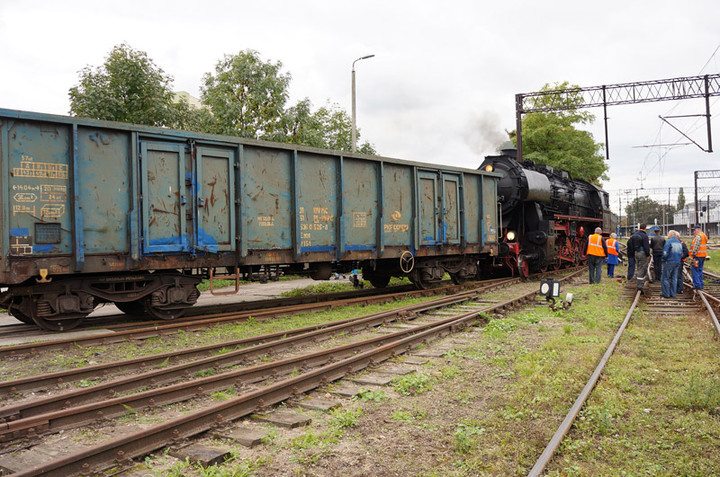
xmin=1 ymin=0 xmax=719 ymax=215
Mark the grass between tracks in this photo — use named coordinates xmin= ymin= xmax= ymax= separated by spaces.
xmin=5 ymin=273 xmax=720 ymax=476
xmin=145 ymin=273 xmax=719 ymax=476
xmin=0 ymin=295 xmax=436 ymax=381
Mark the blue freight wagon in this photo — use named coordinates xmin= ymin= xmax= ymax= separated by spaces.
xmin=0 ymin=108 xmax=500 ymax=330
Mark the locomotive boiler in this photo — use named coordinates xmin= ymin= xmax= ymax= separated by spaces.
xmin=480 ymin=148 xmax=611 ymax=276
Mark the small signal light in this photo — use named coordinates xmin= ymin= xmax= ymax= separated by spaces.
xmin=485 ymin=164 xmax=494 ymax=172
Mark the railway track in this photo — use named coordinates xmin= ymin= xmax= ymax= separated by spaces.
xmin=0 ymin=277 xmax=514 ymax=357
xmin=0 ymin=281 xmax=423 ymax=341
xmin=0 ymin=270 xmax=583 ymax=476
xmin=528 ymin=265 xmax=720 ymax=476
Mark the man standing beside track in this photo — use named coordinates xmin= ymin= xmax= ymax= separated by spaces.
xmin=661 ymin=230 xmax=683 ymax=298
xmin=689 ymin=225 xmax=708 ymax=290
xmin=650 ymin=228 xmax=665 ymax=283
xmin=677 ymin=238 xmax=690 ymax=294
xmin=629 ymin=224 xmax=651 ymax=291
xmin=626 ymin=230 xmax=636 ymax=280
xmin=585 ymin=227 xmax=608 ymax=284
xmin=606 ymin=233 xmax=620 ymax=278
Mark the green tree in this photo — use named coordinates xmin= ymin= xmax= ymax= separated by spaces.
xmin=201 ymin=50 xmax=376 ymax=154
xmin=201 ymin=49 xmax=290 ymax=139
xmin=510 ymin=82 xmax=607 ymax=184
xmin=279 ymin=100 xmax=375 ymax=154
xmin=677 ymin=187 xmax=686 ymax=210
xmin=625 ymin=195 xmax=676 ymax=226
xmin=69 ymin=43 xmax=188 ymax=128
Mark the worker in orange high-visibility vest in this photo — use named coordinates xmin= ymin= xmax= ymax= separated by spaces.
xmin=689 ymin=225 xmax=708 ymax=289
xmin=606 ymin=232 xmax=621 ymax=278
xmin=585 ymin=227 xmax=608 ymax=284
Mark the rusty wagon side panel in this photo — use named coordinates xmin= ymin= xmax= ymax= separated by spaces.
xmin=0 ymin=108 xmax=499 ymax=287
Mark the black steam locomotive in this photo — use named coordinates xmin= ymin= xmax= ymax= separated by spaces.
xmin=480 ymin=148 xmax=611 ymax=277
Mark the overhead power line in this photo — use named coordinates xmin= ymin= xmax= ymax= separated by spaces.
xmin=515 ymin=74 xmax=720 ymax=161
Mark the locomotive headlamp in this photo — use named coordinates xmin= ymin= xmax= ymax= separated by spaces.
xmin=484 ymin=164 xmax=494 ymax=172
xmin=506 ymin=230 xmax=516 ymax=241
xmin=539 ymin=279 xmax=560 ymax=298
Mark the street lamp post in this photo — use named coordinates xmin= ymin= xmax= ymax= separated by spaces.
xmin=351 ymin=54 xmax=375 ymax=153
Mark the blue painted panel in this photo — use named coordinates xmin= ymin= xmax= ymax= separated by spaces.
xmin=197 ymin=147 xmax=235 ymax=251
xmin=301 ymin=245 xmax=336 ymax=253
xmin=464 ymin=175 xmax=480 ymax=244
xmin=76 ymin=127 xmax=131 ymax=253
xmin=243 ymin=146 xmax=293 ymax=250
xmin=483 ymin=176 xmax=498 ymax=243
xmin=295 ymin=152 xmax=337 ymax=253
xmin=7 ymin=121 xmax=72 ymax=256
xmin=442 ymin=174 xmax=461 ymax=244
xmin=341 ymin=159 xmax=377 ymax=252
xmin=345 ymin=245 xmax=374 ymax=251
xmin=382 ymin=164 xmax=413 ymax=246
xmin=141 ymin=141 xmax=188 ymax=253
xmin=418 ymin=172 xmax=439 ymax=246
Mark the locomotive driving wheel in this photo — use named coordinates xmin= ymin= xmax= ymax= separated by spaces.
xmin=517 ymin=255 xmax=530 ymax=278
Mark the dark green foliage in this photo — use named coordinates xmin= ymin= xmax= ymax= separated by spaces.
xmin=625 ymin=195 xmax=677 ymax=225
xmin=69 ymin=43 xmax=197 ymax=129
xmin=201 ymin=49 xmax=290 ymax=139
xmin=511 ymin=81 xmax=608 ymax=184
xmin=69 ymin=46 xmax=376 ymax=153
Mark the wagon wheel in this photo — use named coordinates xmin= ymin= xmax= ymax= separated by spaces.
xmin=12 ymin=296 xmax=86 ymax=331
xmin=143 ymin=296 xmax=188 ymax=321
xmin=31 ymin=313 xmax=87 ymax=332
xmin=408 ymin=269 xmax=430 ymax=290
xmin=400 ymin=251 xmax=415 ymax=274
xmin=449 ymin=272 xmax=467 ymax=285
xmin=8 ymin=307 xmax=34 ymax=325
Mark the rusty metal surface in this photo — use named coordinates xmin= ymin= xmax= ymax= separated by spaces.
xmin=6 ymin=272 xmax=578 ymax=476
xmin=0 ymin=278 xmax=518 ymax=402
xmin=531 ymin=272 xmax=720 ymax=476
xmin=529 ymin=290 xmax=642 ymax=477
xmin=0 ymin=277 xmax=513 ymax=359
xmin=1 ymin=110 xmax=499 ymax=290
xmin=2 ymin=283 xmax=516 ymax=440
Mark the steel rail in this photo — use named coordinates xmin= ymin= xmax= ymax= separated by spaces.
xmin=0 ymin=278 xmax=517 ymax=423
xmin=0 ymin=278 xmax=514 ymax=359
xmin=9 ymin=270 xmax=584 ymax=476
xmin=528 ymin=290 xmax=642 ymax=477
xmin=0 ymin=278 xmax=518 ymax=397
xmin=0 ymin=282 xmax=429 ymax=338
xmin=684 ymin=269 xmax=720 ymax=335
xmin=0 ymin=290 xmax=535 ymax=441
xmin=696 ymin=289 xmax=720 ymax=337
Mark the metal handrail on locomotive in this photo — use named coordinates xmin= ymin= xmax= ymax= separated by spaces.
xmin=0 ymin=108 xmax=502 ymax=331
xmin=480 ymin=147 xmax=611 ymax=277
